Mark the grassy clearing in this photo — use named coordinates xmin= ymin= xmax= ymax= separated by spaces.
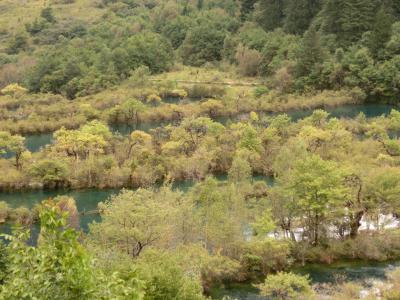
xmin=0 ymin=0 xmax=104 ymax=35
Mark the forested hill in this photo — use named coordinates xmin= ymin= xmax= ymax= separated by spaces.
xmin=0 ymin=0 xmax=399 ymax=100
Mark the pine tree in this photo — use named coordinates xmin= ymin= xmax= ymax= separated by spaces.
xmin=296 ymin=26 xmax=324 ymax=77
xmin=321 ymin=0 xmax=346 ymax=36
xmin=368 ymin=6 xmax=394 ymax=58
xmin=341 ymin=0 xmax=376 ymax=45
xmin=284 ymin=0 xmax=322 ymax=35
xmin=240 ymin=0 xmax=257 ymax=21
xmin=254 ymin=0 xmax=286 ymax=31
xmin=321 ymin=0 xmax=376 ymax=46
xmin=197 ymin=0 xmax=204 ymax=10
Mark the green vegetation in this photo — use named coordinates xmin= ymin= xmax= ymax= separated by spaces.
xmin=1 ymin=0 xmax=400 ymax=299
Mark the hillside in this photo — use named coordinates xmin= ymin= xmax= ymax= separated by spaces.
xmin=1 ymin=1 xmax=400 ymax=300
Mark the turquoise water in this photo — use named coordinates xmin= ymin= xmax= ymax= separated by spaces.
xmin=0 ymin=175 xmax=273 ymax=233
xmin=25 ymin=133 xmax=53 ymax=152
xmin=0 ymin=188 xmax=119 ymax=231
xmin=3 ymin=103 xmax=398 ymax=156
xmin=287 ymin=103 xmax=397 ymax=121
xmin=211 ymin=260 xmax=400 ymax=299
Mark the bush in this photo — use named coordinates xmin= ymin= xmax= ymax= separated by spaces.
xmin=181 ymin=23 xmax=226 ymax=66
xmin=0 ymin=201 xmax=10 ymax=223
xmin=9 ymin=207 xmax=32 ymax=225
xmin=6 ymin=32 xmax=29 ymax=54
xmin=29 ymin=159 xmax=70 ymax=188
xmin=258 ymin=272 xmax=315 ymax=300
xmin=253 ymin=86 xmax=269 ymax=98
xmin=235 ymin=44 xmax=262 ymax=76
xmin=136 ymin=249 xmax=206 ymax=300
xmin=186 ymin=84 xmax=226 ymax=99
xmin=0 ymin=83 xmax=28 ymax=97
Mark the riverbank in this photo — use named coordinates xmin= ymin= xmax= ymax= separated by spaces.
xmin=211 ymin=259 xmax=400 ymax=299
xmin=1 ymin=101 xmax=399 ymax=193
xmin=0 ymin=87 xmax=367 ymax=136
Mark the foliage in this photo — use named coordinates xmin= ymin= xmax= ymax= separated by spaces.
xmin=258 ymin=272 xmax=314 ymax=300
xmin=0 ymin=207 xmax=143 ymax=299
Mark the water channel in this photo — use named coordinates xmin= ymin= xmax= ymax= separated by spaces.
xmin=1 ymin=102 xmax=399 ymax=298
xmin=210 ymin=260 xmax=400 ymax=299
xmin=16 ymin=102 xmax=398 ymax=153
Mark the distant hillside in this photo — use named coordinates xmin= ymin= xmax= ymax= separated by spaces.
xmin=0 ymin=0 xmax=399 ymax=101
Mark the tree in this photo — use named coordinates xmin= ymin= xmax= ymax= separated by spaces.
xmin=240 ymin=0 xmax=257 ymax=21
xmin=258 ymin=272 xmax=314 ymax=300
xmin=137 ymin=250 xmax=205 ymax=300
xmin=197 ymin=0 xmax=204 ymax=10
xmin=128 ymin=130 xmax=152 ymax=158
xmin=280 ymin=155 xmax=348 ymax=245
xmin=162 ymin=16 xmax=192 ymax=49
xmin=321 ymin=0 xmax=375 ymax=46
xmin=365 ymin=168 xmax=400 ymax=216
xmin=228 ymin=154 xmax=252 ymax=184
xmin=367 ymin=6 xmax=394 ymax=58
xmin=181 ymin=22 xmax=226 ymax=66
xmin=386 ymin=22 xmax=400 ymax=57
xmin=235 ymin=44 xmax=262 ymax=76
xmin=190 ymin=177 xmax=245 ymax=251
xmin=284 ymin=0 xmax=322 ymax=34
xmin=110 ymin=99 xmax=147 ymax=125
xmin=41 ymin=7 xmax=56 ymax=23
xmin=123 ymin=32 xmax=174 ymax=74
xmin=254 ymin=0 xmax=286 ymax=31
xmin=0 ymin=131 xmax=26 ymax=169
xmin=29 ymin=159 xmax=70 ymax=188
xmin=89 ymin=188 xmax=175 ymax=258
xmin=296 ymin=26 xmax=324 ymax=78
xmin=53 ymin=123 xmax=109 ymax=160
xmin=1 ymin=207 xmax=143 ymax=299
xmin=6 ymin=32 xmax=28 ymax=54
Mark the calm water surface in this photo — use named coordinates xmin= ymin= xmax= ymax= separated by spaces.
xmin=4 ymin=103 xmax=397 ymax=156
xmin=0 ymin=175 xmax=273 ymax=232
xmin=211 ymin=260 xmax=400 ymax=299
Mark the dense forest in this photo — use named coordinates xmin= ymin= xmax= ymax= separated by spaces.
xmin=0 ymin=0 xmax=400 ymax=299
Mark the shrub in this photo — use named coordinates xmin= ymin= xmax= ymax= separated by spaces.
xmin=0 ymin=83 xmax=28 ymax=97
xmin=253 ymin=86 xmax=269 ymax=98
xmin=0 ymin=201 xmax=10 ymax=223
xmin=235 ymin=44 xmax=262 ymax=76
xmin=258 ymin=272 xmax=315 ymax=300
xmin=6 ymin=32 xmax=29 ymax=54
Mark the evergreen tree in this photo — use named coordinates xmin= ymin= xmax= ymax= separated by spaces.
xmin=284 ymin=0 xmax=322 ymax=35
xmin=341 ymin=0 xmax=376 ymax=45
xmin=368 ymin=6 xmax=394 ymax=58
xmin=41 ymin=7 xmax=55 ymax=23
xmin=321 ymin=0 xmax=346 ymax=36
xmin=321 ymin=0 xmax=375 ymax=46
xmin=296 ymin=26 xmax=324 ymax=77
xmin=197 ymin=0 xmax=204 ymax=10
xmin=254 ymin=0 xmax=286 ymax=31
xmin=240 ymin=0 xmax=257 ymax=21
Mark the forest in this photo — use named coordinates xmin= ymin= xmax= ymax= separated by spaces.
xmin=0 ymin=0 xmax=400 ymax=299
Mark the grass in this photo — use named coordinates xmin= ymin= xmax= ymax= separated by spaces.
xmin=0 ymin=0 xmax=105 ymax=36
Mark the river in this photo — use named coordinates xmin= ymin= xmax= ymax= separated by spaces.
xmin=13 ymin=103 xmax=398 ymax=154
xmin=210 ymin=260 xmax=400 ymax=299
xmin=0 ymin=174 xmax=272 ymax=232
xmin=1 ymin=102 xmax=399 ymax=298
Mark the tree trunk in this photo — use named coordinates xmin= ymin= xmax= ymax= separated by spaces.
xmin=350 ymin=210 xmax=364 ymax=238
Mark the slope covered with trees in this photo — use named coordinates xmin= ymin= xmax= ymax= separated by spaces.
xmin=1 ymin=0 xmax=400 ymax=299
xmin=0 ymin=0 xmax=399 ymax=100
